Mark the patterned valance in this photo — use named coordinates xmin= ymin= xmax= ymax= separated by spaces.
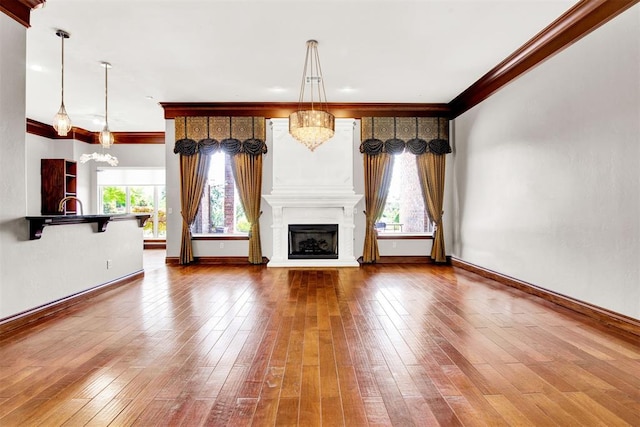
xmin=173 ymin=116 xmax=267 ymax=156
xmin=360 ymin=117 xmax=451 ymax=156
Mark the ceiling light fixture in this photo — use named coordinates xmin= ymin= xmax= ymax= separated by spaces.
xmin=52 ymin=29 xmax=72 ymax=137
xmin=80 ymin=61 xmax=118 ymax=166
xmin=289 ymin=40 xmax=335 ymax=152
xmin=98 ymin=61 xmax=114 ymax=148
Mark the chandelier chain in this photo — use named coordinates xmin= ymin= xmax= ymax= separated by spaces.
xmin=289 ymin=39 xmax=335 ymax=151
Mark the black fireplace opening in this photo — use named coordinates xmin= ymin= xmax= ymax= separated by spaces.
xmin=288 ymin=224 xmax=338 ymax=259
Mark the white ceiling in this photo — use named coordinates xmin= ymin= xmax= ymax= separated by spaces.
xmin=25 ymin=0 xmax=577 ymax=132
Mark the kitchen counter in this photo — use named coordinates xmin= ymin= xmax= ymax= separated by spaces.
xmin=25 ymin=214 xmax=151 ymax=240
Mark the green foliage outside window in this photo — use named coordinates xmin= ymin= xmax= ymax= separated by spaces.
xmin=209 ymin=184 xmax=224 ymax=228
xmin=101 ymin=185 xmax=166 ymax=238
xmin=236 ymin=204 xmax=250 ymax=233
xmin=102 ymin=186 xmax=126 ymax=213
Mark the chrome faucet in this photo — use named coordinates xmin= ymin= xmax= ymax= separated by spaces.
xmin=58 ymin=196 xmax=84 ymax=216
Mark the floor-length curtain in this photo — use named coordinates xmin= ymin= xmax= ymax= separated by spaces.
xmin=416 ymin=152 xmax=447 ymax=263
xmin=179 ymin=152 xmax=210 ymax=264
xmin=231 ymin=153 xmax=263 ymax=264
xmin=362 ymin=152 xmax=394 ymax=263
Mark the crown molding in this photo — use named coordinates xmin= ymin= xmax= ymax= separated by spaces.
xmin=26 ymin=119 xmax=165 ymax=144
xmin=21 ymin=1 xmax=638 ymax=131
xmin=0 ymin=0 xmax=45 ymax=27
xmin=27 ymin=118 xmax=95 ymax=143
xmin=448 ymin=0 xmax=639 ymax=118
xmin=111 ymin=132 xmax=166 ymax=144
xmin=160 ymin=102 xmax=452 ymax=120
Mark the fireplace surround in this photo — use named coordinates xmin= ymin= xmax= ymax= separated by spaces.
xmin=263 ymin=118 xmax=362 ymax=267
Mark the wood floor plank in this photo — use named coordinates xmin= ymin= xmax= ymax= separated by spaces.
xmin=274 ymin=396 xmax=300 ymax=426
xmin=318 ymin=330 xmax=340 ymax=398
xmin=298 ymin=366 xmax=321 ymax=427
xmin=170 ymin=398 xmax=214 ymax=427
xmin=565 ymin=391 xmax=631 ymax=425
xmin=484 ymin=394 xmax=543 ymax=427
xmin=204 ymin=365 xmax=248 ymax=425
xmin=0 ymin=252 xmax=639 ymax=426
xmin=362 ymin=396 xmax=393 ymax=426
xmin=251 ymin=397 xmax=279 ymax=426
xmin=227 ymin=397 xmax=259 ymax=427
xmin=280 ymin=330 xmax=304 ymax=399
xmin=79 ymin=398 xmax=133 ymax=426
xmin=405 ymin=364 xmax=463 ymax=426
xmin=371 ymin=365 xmax=414 ymax=426
xmin=439 ymin=364 xmax=508 ymax=425
xmin=321 ymin=396 xmax=344 ymax=427
xmin=337 ymin=366 xmax=368 ymax=426
xmin=583 ymin=389 xmax=640 ymax=426
xmin=474 ymin=363 xmax=563 ymax=425
xmin=19 ymin=397 xmax=88 ymax=426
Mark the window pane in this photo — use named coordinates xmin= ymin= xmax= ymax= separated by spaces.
xmin=99 ymin=174 xmax=166 ymax=240
xmin=157 ymin=186 xmax=167 ymax=238
xmin=102 ymin=186 xmax=127 ymax=214
xmin=192 ymin=152 xmax=248 ymax=234
xmin=380 ymin=153 xmax=433 ymax=233
xmin=130 ymin=187 xmax=155 ymax=238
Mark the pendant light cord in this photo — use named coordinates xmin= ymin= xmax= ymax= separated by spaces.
xmin=104 ymin=64 xmax=109 ymax=126
xmin=60 ymin=33 xmax=65 ymax=106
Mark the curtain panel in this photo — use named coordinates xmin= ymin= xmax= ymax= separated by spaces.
xmin=231 ymin=153 xmax=264 ymax=264
xmin=362 ymin=153 xmax=395 ymax=263
xmin=359 ymin=116 xmax=451 ymax=263
xmin=173 ymin=117 xmax=267 ymax=265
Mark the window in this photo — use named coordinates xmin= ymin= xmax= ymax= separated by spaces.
xmin=378 ymin=152 xmax=433 ymax=235
xmin=191 ymin=151 xmax=248 ymax=235
xmin=98 ymin=168 xmax=166 ymax=239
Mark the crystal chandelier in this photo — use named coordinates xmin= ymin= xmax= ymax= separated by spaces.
xmin=79 ymin=152 xmax=118 ymax=166
xmin=289 ymin=40 xmax=335 ymax=152
xmin=52 ymin=29 xmax=72 ymax=136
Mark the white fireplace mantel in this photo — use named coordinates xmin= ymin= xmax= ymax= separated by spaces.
xmin=263 ymin=194 xmax=362 ymax=267
xmin=264 ymin=119 xmax=362 ymax=267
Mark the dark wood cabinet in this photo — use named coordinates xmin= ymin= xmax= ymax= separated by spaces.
xmin=41 ymin=159 xmax=77 ymax=215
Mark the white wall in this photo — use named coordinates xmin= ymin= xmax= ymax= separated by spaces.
xmin=165 ymin=119 xmax=184 ymax=258
xmin=164 ymin=117 xmax=446 ymax=261
xmin=76 ymin=142 xmax=166 ymax=213
xmin=3 ymin=220 xmax=144 ymax=318
xmin=0 ymin=14 xmax=152 ymax=320
xmin=451 ymin=7 xmax=640 ymax=319
xmin=25 ymin=136 xmax=166 ymax=216
xmin=0 ymin=12 xmax=29 ymax=318
xmin=0 ymin=13 xmax=142 ymax=319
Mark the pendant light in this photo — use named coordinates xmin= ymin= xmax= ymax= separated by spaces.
xmin=79 ymin=61 xmax=118 ymax=166
xmin=98 ymin=61 xmax=114 ymax=148
xmin=289 ymin=40 xmax=335 ymax=152
xmin=52 ymin=29 xmax=72 ymax=136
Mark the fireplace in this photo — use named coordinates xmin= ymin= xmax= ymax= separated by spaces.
xmin=262 ymin=118 xmax=362 ymax=267
xmin=289 ymin=224 xmax=338 ymax=259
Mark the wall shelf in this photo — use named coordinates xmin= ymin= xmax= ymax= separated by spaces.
xmin=41 ymin=159 xmax=77 ymax=215
xmin=25 ymin=214 xmax=151 ymax=240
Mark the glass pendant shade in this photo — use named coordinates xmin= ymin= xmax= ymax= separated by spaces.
xmin=53 ymin=103 xmax=72 ymax=136
xmin=99 ymin=125 xmax=114 ymax=148
xmin=289 ymin=40 xmax=335 ymax=151
xmin=53 ymin=29 xmax=71 ymax=136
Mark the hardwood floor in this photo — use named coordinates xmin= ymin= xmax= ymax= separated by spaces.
xmin=1 ymin=251 xmax=639 ymax=426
